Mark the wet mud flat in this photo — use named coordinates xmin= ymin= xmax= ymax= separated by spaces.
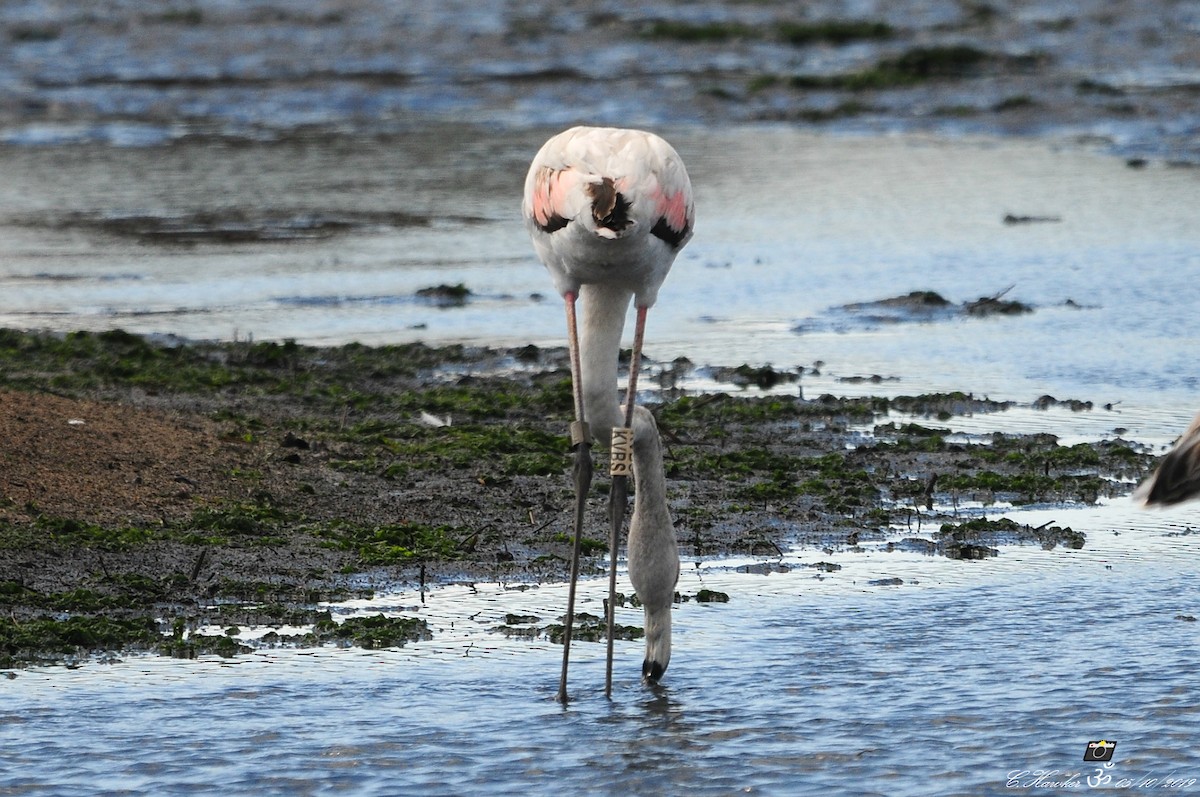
xmin=0 ymin=329 xmax=1160 ymax=667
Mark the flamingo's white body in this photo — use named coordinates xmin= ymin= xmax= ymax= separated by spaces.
xmin=522 ymin=126 xmax=694 ymax=685
xmin=1135 ymin=411 xmax=1200 ymax=506
xmin=524 ymin=126 xmax=693 ymax=308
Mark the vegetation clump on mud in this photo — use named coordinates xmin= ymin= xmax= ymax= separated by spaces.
xmin=0 ymin=329 xmax=1159 ymax=666
xmin=539 ymin=613 xmax=644 ymax=645
xmin=641 ymin=18 xmax=894 ymax=46
xmin=929 ymin=517 xmax=1085 ymax=560
xmin=753 ymin=45 xmax=1040 ymax=95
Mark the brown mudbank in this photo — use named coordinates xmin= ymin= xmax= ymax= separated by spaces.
xmin=0 ymin=389 xmax=242 ymax=526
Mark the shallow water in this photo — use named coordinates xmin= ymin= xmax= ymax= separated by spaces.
xmin=4 ymin=499 xmax=1200 ymax=795
xmin=3 ymin=0 xmax=1200 ymax=161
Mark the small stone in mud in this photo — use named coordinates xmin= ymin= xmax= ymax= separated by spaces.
xmin=736 ymin=561 xmax=790 ymax=575
xmin=837 ymin=290 xmax=952 ymax=322
xmin=625 ymin=591 xmax=671 ymax=611
xmin=282 ymin=432 xmax=310 ymax=449
xmin=807 ymin=561 xmax=842 ymax=572
xmin=964 ymin=294 xmax=1032 ymax=316
xmin=838 ymin=374 xmax=899 ymax=384
xmin=1003 ymin=213 xmax=1062 ymax=225
xmin=415 ymin=283 xmax=472 ymax=308
xmin=515 ymin=344 xmax=540 ymax=363
xmin=879 ymin=290 xmax=951 ymax=308
xmin=943 ymin=543 xmax=999 ymax=560
xmin=711 ymin=363 xmax=797 ymax=390
xmin=655 ymin=356 xmax=696 ymax=390
xmin=889 ymin=391 xmax=1013 ymax=417
xmin=868 ymin=577 xmax=904 ymax=586
xmin=1032 ymin=395 xmax=1093 ymax=411
xmin=692 ymin=589 xmax=730 ymax=603
xmin=893 ymin=538 xmax=937 ymax=554
xmin=493 ymin=624 xmax=537 ymax=639
xmin=803 ymin=289 xmax=1035 ymax=333
xmin=1175 ymin=615 xmax=1197 ymax=622
xmin=545 ymin=613 xmax=642 ymax=644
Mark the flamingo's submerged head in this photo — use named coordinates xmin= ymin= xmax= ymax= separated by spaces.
xmin=643 ymin=658 xmax=667 ymax=683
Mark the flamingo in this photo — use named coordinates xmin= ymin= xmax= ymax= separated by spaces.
xmin=1135 ymin=411 xmax=1200 ymax=506
xmin=521 ymin=126 xmax=694 ymax=701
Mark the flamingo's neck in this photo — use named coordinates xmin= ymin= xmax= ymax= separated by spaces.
xmin=575 ymin=282 xmax=670 ymax=523
xmin=629 ymin=406 xmax=670 ymax=526
xmin=577 ymin=283 xmax=631 ymax=435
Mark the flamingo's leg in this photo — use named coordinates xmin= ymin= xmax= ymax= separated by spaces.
xmin=558 ymin=291 xmax=592 ymax=706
